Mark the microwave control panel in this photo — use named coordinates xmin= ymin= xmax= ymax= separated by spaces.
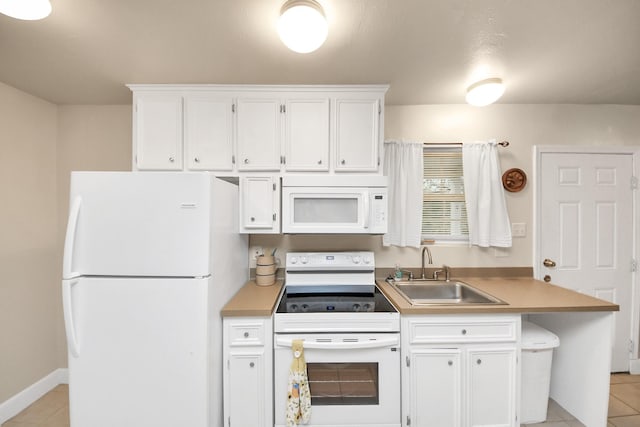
xmin=370 ymin=192 xmax=387 ymax=233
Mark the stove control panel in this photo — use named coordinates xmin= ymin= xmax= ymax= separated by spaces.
xmin=286 ymin=251 xmax=375 ymax=269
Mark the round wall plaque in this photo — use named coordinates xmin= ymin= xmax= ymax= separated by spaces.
xmin=502 ymin=168 xmax=527 ymax=192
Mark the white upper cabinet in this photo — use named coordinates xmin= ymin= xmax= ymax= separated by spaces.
xmin=239 ymin=175 xmax=280 ymax=234
xmin=129 ymin=85 xmax=388 ymax=175
xmin=283 ymin=98 xmax=330 ymax=171
xmin=184 ymin=95 xmax=235 ymax=171
xmin=335 ymin=98 xmax=380 ymax=172
xmin=134 ymin=93 xmax=183 ymax=170
xmin=236 ymin=98 xmax=281 ymax=171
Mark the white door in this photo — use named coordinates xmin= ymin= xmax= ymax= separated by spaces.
xmin=66 ymin=172 xmax=211 ymax=278
xmin=538 ymin=150 xmax=634 ymax=372
xmin=284 ymin=98 xmax=329 ymax=171
xmin=334 ymin=98 xmax=380 ymax=172
xmin=184 ymin=95 xmax=235 ymax=171
xmin=408 ymin=348 xmax=462 ymax=427
xmin=466 ymin=347 xmax=517 ymax=427
xmin=134 ymin=93 xmax=183 ymax=170
xmin=236 ymin=98 xmax=281 ymax=171
xmin=63 ymin=277 xmax=209 ymax=427
xmin=239 ymin=176 xmax=280 ymax=233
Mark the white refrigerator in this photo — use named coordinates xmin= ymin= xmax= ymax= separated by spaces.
xmin=62 ymin=171 xmax=248 ymax=427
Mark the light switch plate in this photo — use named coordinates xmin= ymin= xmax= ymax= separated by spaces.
xmin=511 ymin=222 xmax=526 ymax=237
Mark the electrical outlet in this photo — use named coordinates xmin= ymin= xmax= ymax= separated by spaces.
xmin=252 ymin=246 xmax=263 ymax=258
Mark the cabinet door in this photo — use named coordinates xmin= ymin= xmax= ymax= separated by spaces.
xmin=236 ymin=98 xmax=281 ymax=171
xmin=239 ymin=176 xmax=280 ymax=233
xmin=466 ymin=347 xmax=517 ymax=427
xmin=334 ymin=98 xmax=380 ymax=172
xmin=284 ymin=98 xmax=329 ymax=171
xmin=134 ymin=94 xmax=183 ymax=170
xmin=184 ymin=96 xmax=234 ymax=171
xmin=408 ymin=349 xmax=462 ymax=427
xmin=227 ymin=351 xmax=267 ymax=427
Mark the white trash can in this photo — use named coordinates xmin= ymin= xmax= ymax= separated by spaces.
xmin=521 ymin=321 xmax=560 ymax=424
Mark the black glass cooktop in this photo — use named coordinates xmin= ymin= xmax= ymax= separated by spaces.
xmin=276 ymin=286 xmax=397 ymax=314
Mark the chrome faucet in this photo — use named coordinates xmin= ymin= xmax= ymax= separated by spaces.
xmin=433 ymin=265 xmax=451 ymax=281
xmin=420 ymin=246 xmax=433 ymax=279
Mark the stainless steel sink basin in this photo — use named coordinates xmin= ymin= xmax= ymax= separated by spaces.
xmin=387 ymin=279 xmax=506 ymax=305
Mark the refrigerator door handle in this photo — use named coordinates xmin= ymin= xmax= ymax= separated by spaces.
xmin=62 ymin=279 xmax=80 ymax=357
xmin=63 ymin=196 xmax=82 ymax=279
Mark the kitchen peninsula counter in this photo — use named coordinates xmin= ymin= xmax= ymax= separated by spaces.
xmin=221 ymin=276 xmax=618 ymax=317
xmin=377 ymin=276 xmax=619 ymax=314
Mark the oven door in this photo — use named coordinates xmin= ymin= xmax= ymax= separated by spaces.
xmin=274 ymin=333 xmax=400 ymax=427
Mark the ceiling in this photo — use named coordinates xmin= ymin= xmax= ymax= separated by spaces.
xmin=1 ymin=0 xmax=639 ymax=106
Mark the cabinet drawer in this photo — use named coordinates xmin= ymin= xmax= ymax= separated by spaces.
xmin=408 ymin=316 xmax=518 ymax=344
xmin=228 ymin=322 xmax=265 ymax=346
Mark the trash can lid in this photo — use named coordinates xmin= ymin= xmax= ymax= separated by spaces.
xmin=522 ymin=321 xmax=560 ymax=350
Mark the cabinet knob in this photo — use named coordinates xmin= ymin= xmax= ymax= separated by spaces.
xmin=476 ymin=359 xmax=482 ymax=365
xmin=169 ymin=157 xmax=175 ymax=163
xmin=341 ymin=159 xmax=346 ymax=165
xmin=318 ymin=160 xmax=322 ymax=165
xmin=448 ymin=360 xmax=453 ymax=366
xmin=249 ymin=362 xmax=255 ymax=368
xmin=194 ymin=157 xmax=200 ymax=163
xmin=250 ymin=217 xmax=255 ymax=222
xmin=244 ymin=158 xmax=249 ymax=164
xmin=461 ymin=329 xmax=467 ymax=335
xmin=243 ymin=332 xmax=249 ymax=338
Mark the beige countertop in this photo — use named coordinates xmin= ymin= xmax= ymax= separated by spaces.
xmin=221 ymin=280 xmax=284 ymax=317
xmin=378 ymin=276 xmax=620 ymax=314
xmin=221 ymin=276 xmax=618 ymax=317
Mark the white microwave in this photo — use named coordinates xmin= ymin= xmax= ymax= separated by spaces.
xmin=281 ymin=175 xmax=388 ymax=234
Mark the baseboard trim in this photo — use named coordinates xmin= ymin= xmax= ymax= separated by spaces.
xmin=629 ymin=359 xmax=640 ymax=374
xmin=0 ymin=368 xmax=68 ymax=424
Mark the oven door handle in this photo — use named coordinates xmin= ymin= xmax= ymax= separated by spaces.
xmin=275 ymin=336 xmax=399 ymax=350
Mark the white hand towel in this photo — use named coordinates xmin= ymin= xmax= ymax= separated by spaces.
xmin=286 ymin=339 xmax=311 ymax=426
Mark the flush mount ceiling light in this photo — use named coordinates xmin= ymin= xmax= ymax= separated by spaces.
xmin=0 ymin=0 xmax=51 ymax=20
xmin=277 ymin=0 xmax=328 ymax=54
xmin=465 ymin=77 xmax=505 ymax=107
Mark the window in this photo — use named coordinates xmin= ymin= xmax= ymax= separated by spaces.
xmin=422 ymin=145 xmax=469 ymax=241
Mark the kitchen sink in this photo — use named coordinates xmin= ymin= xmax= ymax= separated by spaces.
xmin=387 ymin=278 xmax=506 ymax=305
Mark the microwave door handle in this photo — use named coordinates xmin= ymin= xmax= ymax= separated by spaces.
xmin=275 ymin=336 xmax=398 ymax=350
xmin=363 ymin=192 xmax=370 ymax=229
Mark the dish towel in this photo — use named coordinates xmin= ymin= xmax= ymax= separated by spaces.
xmin=286 ymin=339 xmax=311 ymax=427
xmin=462 ymin=140 xmax=512 ymax=247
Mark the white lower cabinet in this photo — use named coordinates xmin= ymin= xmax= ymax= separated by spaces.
xmin=402 ymin=315 xmax=520 ymax=427
xmin=223 ymin=317 xmax=273 ymax=427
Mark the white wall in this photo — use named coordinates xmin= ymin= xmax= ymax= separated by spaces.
xmin=55 ymin=105 xmax=132 ymax=365
xmin=0 ymin=82 xmax=58 ymax=403
xmin=251 ymin=104 xmax=640 ymax=270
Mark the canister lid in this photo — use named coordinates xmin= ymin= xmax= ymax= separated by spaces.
xmin=522 ymin=321 xmax=560 ymax=350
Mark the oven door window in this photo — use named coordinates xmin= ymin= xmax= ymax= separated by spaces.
xmin=307 ymin=363 xmax=378 ymax=405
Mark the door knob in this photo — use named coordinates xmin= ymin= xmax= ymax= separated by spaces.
xmin=543 ymin=258 xmax=556 ymax=268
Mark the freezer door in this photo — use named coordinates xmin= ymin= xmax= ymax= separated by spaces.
xmin=64 ymin=277 xmax=211 ymax=427
xmin=64 ymin=172 xmax=212 ymax=278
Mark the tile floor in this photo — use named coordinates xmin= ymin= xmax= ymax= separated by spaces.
xmin=3 ymin=374 xmax=640 ymax=426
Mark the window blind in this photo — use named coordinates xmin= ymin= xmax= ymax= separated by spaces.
xmin=422 ymin=146 xmax=469 ymax=240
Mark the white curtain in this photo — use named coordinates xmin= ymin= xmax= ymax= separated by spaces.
xmin=462 ymin=141 xmax=512 ymax=248
xmin=383 ymin=140 xmax=424 ymax=248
